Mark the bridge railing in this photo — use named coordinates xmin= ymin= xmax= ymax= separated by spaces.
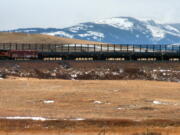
xmin=0 ymin=43 xmax=180 ymax=53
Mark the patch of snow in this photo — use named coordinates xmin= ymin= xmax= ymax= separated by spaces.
xmin=23 ymin=30 xmax=38 ymax=32
xmin=69 ymin=118 xmax=86 ymax=121
xmin=43 ymin=31 xmax=74 ymax=38
xmin=163 ymin=73 xmax=166 ymax=76
xmin=117 ymin=107 xmax=124 ymax=110
xmin=78 ymin=33 xmax=89 ymax=37
xmin=0 ymin=116 xmax=48 ymax=121
xmin=69 ymin=24 xmax=94 ymax=33
xmin=112 ymin=72 xmax=119 ymax=75
xmin=88 ymin=31 xmax=104 ymax=38
xmin=71 ymin=74 xmax=77 ymax=78
xmin=146 ymin=23 xmax=180 ymax=40
xmin=117 ymin=105 xmax=137 ymax=110
xmin=153 ymin=100 xmax=179 ymax=106
xmin=15 ymin=29 xmax=37 ymax=33
xmin=153 ymin=69 xmax=171 ymax=72
xmin=94 ymin=101 xmax=103 ymax=104
xmin=153 ymin=100 xmax=167 ymax=105
xmin=43 ymin=100 xmax=55 ymax=104
xmin=78 ymin=31 xmax=104 ymax=40
xmin=119 ymin=69 xmax=124 ymax=73
xmin=146 ymin=25 xmax=165 ymax=40
xmin=95 ymin=17 xmax=134 ymax=30
xmin=159 ymin=69 xmax=171 ymax=72
xmin=165 ymin=25 xmax=180 ymax=33
xmin=69 ymin=26 xmax=84 ymax=33
xmin=153 ymin=100 xmax=162 ymax=105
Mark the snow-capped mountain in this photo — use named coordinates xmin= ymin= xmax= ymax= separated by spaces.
xmin=5 ymin=17 xmax=180 ymax=44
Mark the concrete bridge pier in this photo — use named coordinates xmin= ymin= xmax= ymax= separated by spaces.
xmin=93 ymin=56 xmax=106 ymax=61
xmin=156 ymin=55 xmax=164 ymax=61
xmin=62 ymin=56 xmax=76 ymax=60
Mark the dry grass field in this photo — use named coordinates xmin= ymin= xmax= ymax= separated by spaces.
xmin=0 ymin=78 xmax=180 ymax=134
xmin=0 ymin=79 xmax=180 ymax=120
xmin=0 ymin=32 xmax=102 ymax=44
xmin=0 ymin=32 xmax=142 ymax=52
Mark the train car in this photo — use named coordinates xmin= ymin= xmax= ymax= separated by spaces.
xmin=9 ymin=50 xmax=38 ymax=60
xmin=0 ymin=50 xmax=10 ymax=59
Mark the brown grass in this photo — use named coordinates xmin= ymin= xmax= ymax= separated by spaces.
xmin=0 ymin=119 xmax=180 ymax=135
xmin=0 ymin=32 xmax=103 ymax=44
xmin=0 ymin=79 xmax=180 ymax=134
xmin=0 ymin=79 xmax=180 ymax=120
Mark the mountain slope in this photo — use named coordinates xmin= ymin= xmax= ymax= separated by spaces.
xmin=5 ymin=17 xmax=180 ymax=44
xmin=0 ymin=32 xmax=102 ymax=44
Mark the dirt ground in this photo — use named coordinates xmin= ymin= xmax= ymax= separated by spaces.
xmin=1 ymin=61 xmax=180 ymax=82
xmin=0 ymin=78 xmax=180 ymax=134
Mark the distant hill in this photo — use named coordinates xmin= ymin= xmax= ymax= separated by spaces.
xmin=0 ymin=32 xmax=103 ymax=44
xmin=4 ymin=17 xmax=180 ymax=45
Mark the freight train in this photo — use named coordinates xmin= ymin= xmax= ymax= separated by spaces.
xmin=0 ymin=50 xmax=38 ymax=60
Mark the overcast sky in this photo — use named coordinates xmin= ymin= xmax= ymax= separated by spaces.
xmin=0 ymin=0 xmax=180 ymax=30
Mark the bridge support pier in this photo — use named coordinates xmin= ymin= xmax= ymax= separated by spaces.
xmin=93 ymin=57 xmax=106 ymax=61
xmin=125 ymin=57 xmax=133 ymax=61
xmin=62 ymin=56 xmax=76 ymax=60
xmin=163 ymin=57 xmax=169 ymax=61
xmin=131 ymin=57 xmax=138 ymax=61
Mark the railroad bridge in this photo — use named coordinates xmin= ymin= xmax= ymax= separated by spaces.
xmin=0 ymin=43 xmax=180 ymax=61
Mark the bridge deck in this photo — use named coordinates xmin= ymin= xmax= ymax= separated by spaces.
xmin=0 ymin=43 xmax=180 ymax=61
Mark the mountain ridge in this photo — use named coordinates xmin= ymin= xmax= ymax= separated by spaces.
xmin=3 ymin=17 xmax=180 ymax=44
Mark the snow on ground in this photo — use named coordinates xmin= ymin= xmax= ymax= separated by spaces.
xmin=43 ymin=100 xmax=55 ymax=104
xmin=69 ymin=24 xmax=94 ymax=33
xmin=146 ymin=25 xmax=165 ymax=40
xmin=87 ymin=31 xmax=104 ymax=38
xmin=159 ymin=69 xmax=171 ymax=72
xmin=78 ymin=31 xmax=104 ymax=40
xmin=153 ymin=69 xmax=171 ymax=72
xmin=14 ymin=29 xmax=38 ymax=33
xmin=117 ymin=107 xmax=125 ymax=110
xmin=165 ymin=25 xmax=180 ymax=33
xmin=153 ymin=100 xmax=179 ymax=106
xmin=153 ymin=100 xmax=165 ymax=105
xmin=152 ymin=100 xmax=178 ymax=105
xmin=95 ymin=17 xmax=134 ymax=30
xmin=43 ymin=31 xmax=74 ymax=38
xmin=69 ymin=26 xmax=83 ymax=33
xmin=0 ymin=116 xmax=48 ymax=121
xmin=147 ymin=24 xmax=180 ymax=40
xmin=93 ymin=101 xmax=103 ymax=104
xmin=68 ymin=118 xmax=86 ymax=121
xmin=0 ymin=116 xmax=87 ymax=121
